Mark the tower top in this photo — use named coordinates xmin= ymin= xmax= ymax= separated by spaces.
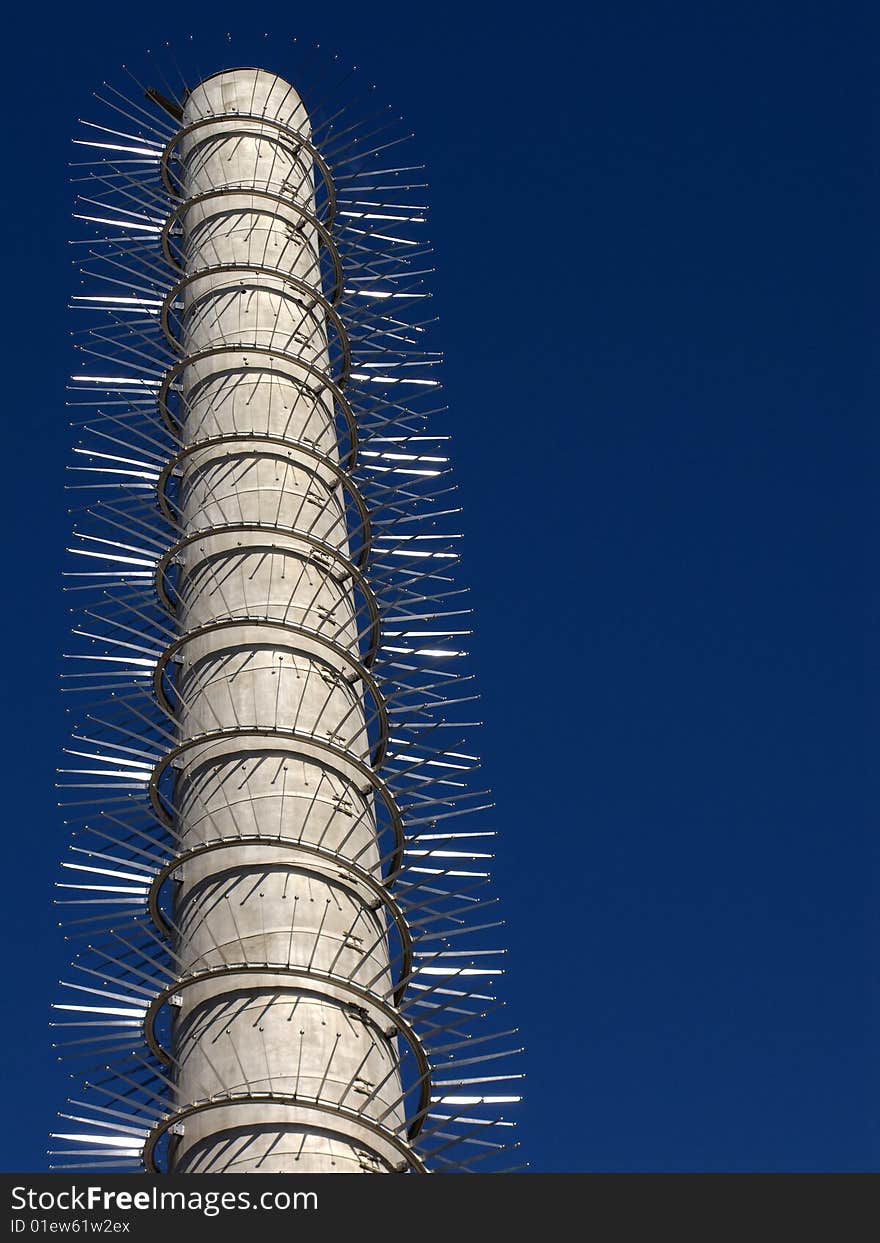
xmin=184 ymin=66 xmax=309 ymax=133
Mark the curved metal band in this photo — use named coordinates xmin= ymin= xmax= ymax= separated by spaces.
xmin=161 ymin=189 xmax=343 ymax=305
xmin=153 ymin=523 xmax=380 ymax=662
xmin=146 ymin=838 xmax=412 ymax=998
xmin=159 ymin=385 xmax=357 ymax=472
xmin=157 ymin=112 xmax=338 ymax=223
xmin=152 ymin=619 xmax=388 ymax=764
xmin=160 ymin=114 xmax=337 ymax=226
xmin=144 ymin=964 xmax=429 ymax=1119
xmin=157 ymin=343 xmax=355 ymax=442
xmin=148 ymin=727 xmax=404 ymax=878
xmin=144 ymin=1095 xmax=427 ymax=1174
xmin=157 ymin=433 xmax=367 ymax=544
xmin=159 ymin=263 xmax=351 ymax=385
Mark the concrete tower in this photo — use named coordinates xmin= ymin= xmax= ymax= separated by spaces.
xmin=164 ymin=67 xmax=410 ymax=1174
xmin=53 ymin=54 xmax=522 ymax=1175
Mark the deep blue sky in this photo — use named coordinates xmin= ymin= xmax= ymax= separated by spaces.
xmin=0 ymin=2 xmax=875 ymax=1172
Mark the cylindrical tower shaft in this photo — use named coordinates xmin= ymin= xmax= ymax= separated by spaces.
xmin=54 ymin=53 xmax=523 ymax=1179
xmin=165 ymin=68 xmax=406 ymax=1174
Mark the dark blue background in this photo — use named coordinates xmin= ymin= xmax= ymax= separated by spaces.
xmin=0 ymin=1 xmax=875 ymax=1172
